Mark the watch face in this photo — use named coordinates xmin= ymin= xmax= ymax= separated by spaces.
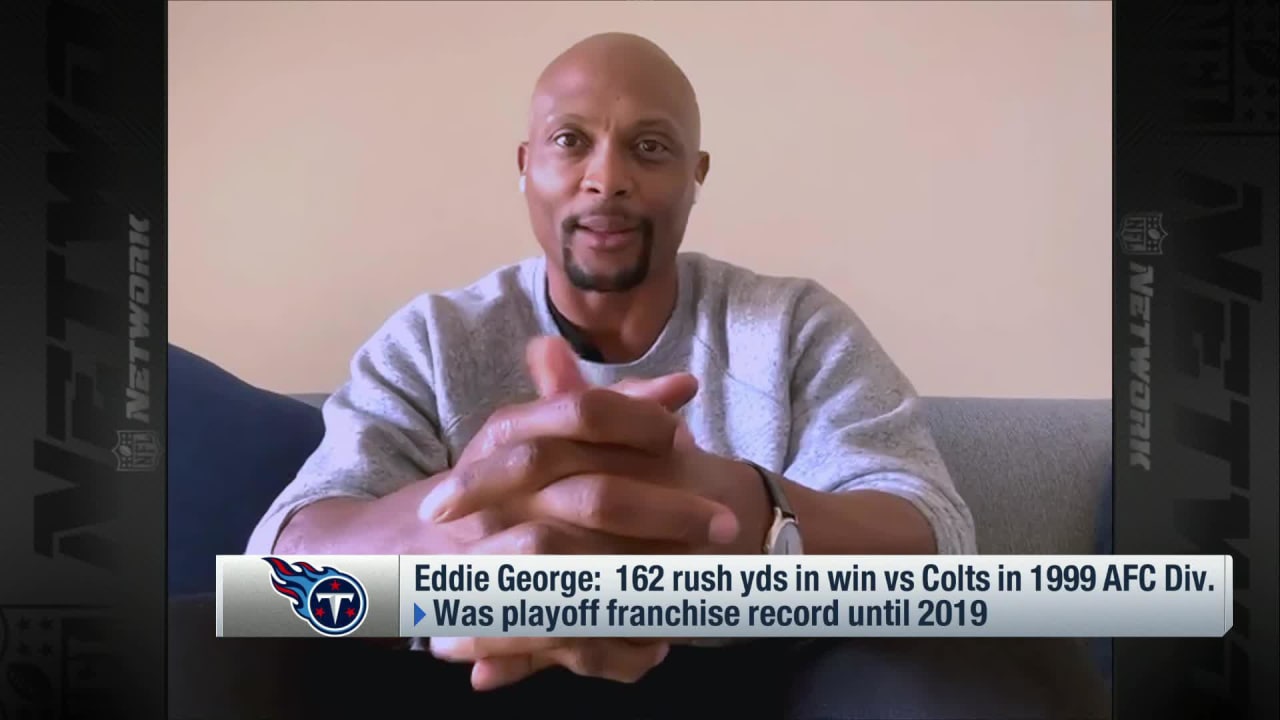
xmin=771 ymin=520 xmax=803 ymax=554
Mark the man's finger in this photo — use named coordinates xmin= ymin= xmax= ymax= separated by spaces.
xmin=469 ymin=639 xmax=670 ymax=691
xmin=530 ymin=474 xmax=739 ymax=546
xmin=464 ymin=386 xmax=683 ymax=463
xmin=470 ymin=653 xmax=556 ymax=691
xmin=462 ymin=520 xmax=682 ymax=555
xmin=430 ymin=635 xmax=567 ymax=661
xmin=432 ymin=635 xmax=670 ymax=663
xmin=550 ymin=639 xmax=670 ymax=684
xmin=422 ymin=438 xmax=659 ymax=522
xmin=526 ymin=335 xmax=590 ymax=398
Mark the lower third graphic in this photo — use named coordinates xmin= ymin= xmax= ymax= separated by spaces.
xmin=264 ymin=557 xmax=369 ymax=637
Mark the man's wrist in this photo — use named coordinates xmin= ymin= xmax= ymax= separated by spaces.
xmin=722 ymin=457 xmax=774 ymax=554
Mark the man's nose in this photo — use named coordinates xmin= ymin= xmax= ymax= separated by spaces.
xmin=580 ymin=145 xmax=633 ymax=197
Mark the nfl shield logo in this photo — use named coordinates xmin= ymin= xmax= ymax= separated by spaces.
xmin=1117 ymin=212 xmax=1168 ymax=255
xmin=112 ymin=430 xmax=161 ymax=472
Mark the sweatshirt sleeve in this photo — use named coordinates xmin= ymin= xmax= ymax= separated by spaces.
xmin=244 ymin=299 xmax=453 ymax=555
xmin=782 ymin=282 xmax=977 ymax=555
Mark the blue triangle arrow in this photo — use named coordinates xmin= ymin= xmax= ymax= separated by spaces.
xmin=413 ymin=603 xmax=426 ymax=626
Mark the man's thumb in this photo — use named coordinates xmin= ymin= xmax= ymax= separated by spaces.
xmin=611 ymin=374 xmax=699 ymax=413
xmin=672 ymin=419 xmax=697 ymax=450
xmin=613 ymin=375 xmax=700 ymax=449
xmin=526 ymin=335 xmax=590 ymax=398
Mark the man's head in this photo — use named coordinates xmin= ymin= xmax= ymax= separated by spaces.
xmin=518 ymin=33 xmax=709 ymax=294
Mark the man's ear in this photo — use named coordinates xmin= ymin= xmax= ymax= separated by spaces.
xmin=696 ymin=151 xmax=711 ymax=185
xmin=517 ymin=142 xmax=529 ymax=175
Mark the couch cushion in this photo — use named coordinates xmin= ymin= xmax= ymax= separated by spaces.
xmin=920 ymin=397 xmax=1111 ymax=555
xmin=168 ymin=345 xmax=325 ymax=595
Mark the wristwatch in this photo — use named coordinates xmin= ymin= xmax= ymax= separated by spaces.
xmin=744 ymin=461 xmax=804 ymax=555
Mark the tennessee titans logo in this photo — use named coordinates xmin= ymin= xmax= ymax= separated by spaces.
xmin=264 ymin=557 xmax=368 ymax=637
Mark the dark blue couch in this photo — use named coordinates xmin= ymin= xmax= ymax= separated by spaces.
xmin=167 ymin=345 xmax=325 ymax=596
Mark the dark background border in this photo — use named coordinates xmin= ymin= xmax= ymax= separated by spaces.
xmin=1113 ymin=0 xmax=1278 ymax=718
xmin=1 ymin=1 xmax=167 ymax=719
xmin=1 ymin=0 xmax=1276 ymax=718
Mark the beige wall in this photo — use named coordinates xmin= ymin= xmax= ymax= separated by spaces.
xmin=169 ymin=1 xmax=1112 ymax=398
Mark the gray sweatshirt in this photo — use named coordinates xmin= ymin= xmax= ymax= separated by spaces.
xmin=245 ymin=252 xmax=977 ymax=556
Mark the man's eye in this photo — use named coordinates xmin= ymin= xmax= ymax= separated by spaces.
xmin=554 ymin=133 xmax=583 ymax=148
xmin=637 ymin=139 xmax=668 ymax=155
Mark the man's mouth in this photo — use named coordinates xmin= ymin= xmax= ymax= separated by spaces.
xmin=573 ymin=215 xmax=642 ymax=250
xmin=577 ymin=215 xmax=638 ymax=234
xmin=574 ymin=227 xmax=638 ymax=251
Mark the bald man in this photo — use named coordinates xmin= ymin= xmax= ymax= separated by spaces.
xmin=231 ymin=33 xmax=1105 ymax=720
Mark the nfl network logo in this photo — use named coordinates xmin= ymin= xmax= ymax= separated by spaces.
xmin=112 ymin=429 xmax=161 ymax=471
xmin=265 ymin=557 xmax=369 ymax=637
xmin=1117 ymin=211 xmax=1169 ymax=255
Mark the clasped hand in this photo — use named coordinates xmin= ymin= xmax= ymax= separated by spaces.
xmin=417 ymin=336 xmax=765 ymax=691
